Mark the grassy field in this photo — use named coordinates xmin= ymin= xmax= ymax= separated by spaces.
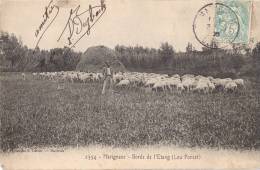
xmin=0 ymin=72 xmax=259 ymax=151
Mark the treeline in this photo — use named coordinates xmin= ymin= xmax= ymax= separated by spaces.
xmin=115 ymin=42 xmax=260 ymax=79
xmin=0 ymin=31 xmax=81 ymax=72
xmin=1 ymin=31 xmax=260 ymax=80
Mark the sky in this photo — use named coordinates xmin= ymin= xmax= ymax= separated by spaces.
xmin=0 ymin=0 xmax=260 ymax=52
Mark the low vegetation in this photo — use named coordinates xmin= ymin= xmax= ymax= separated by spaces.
xmin=0 ymin=72 xmax=259 ymax=151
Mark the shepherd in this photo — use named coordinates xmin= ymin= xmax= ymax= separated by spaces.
xmin=102 ymin=62 xmax=114 ymax=94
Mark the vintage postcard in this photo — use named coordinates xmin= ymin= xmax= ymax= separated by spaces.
xmin=0 ymin=0 xmax=260 ymax=169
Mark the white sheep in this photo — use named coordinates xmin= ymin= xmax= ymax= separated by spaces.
xmin=233 ymin=79 xmax=245 ymax=88
xmin=172 ymin=74 xmax=180 ymax=79
xmin=113 ymin=73 xmax=124 ymax=83
xmin=116 ymin=79 xmax=130 ymax=88
xmin=176 ymin=82 xmax=184 ymax=92
xmin=193 ymin=77 xmax=215 ymax=93
xmin=207 ymin=76 xmax=214 ymax=81
xmin=145 ymin=78 xmax=159 ymax=88
xmin=181 ymin=74 xmax=194 ymax=80
xmin=21 ymin=73 xmax=26 ymax=80
xmin=195 ymin=75 xmax=205 ymax=80
xmin=182 ymin=77 xmax=196 ymax=91
xmin=152 ymin=81 xmax=167 ymax=92
xmin=212 ymin=78 xmax=231 ymax=91
xmin=79 ymin=73 xmax=91 ymax=83
xmin=193 ymin=80 xmax=209 ymax=93
xmin=224 ymin=81 xmax=237 ymax=92
xmin=128 ymin=76 xmax=140 ymax=87
xmin=165 ymin=78 xmax=181 ymax=91
xmin=208 ymin=82 xmax=215 ymax=93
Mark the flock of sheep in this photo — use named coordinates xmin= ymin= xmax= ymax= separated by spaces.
xmin=30 ymin=71 xmax=245 ymax=93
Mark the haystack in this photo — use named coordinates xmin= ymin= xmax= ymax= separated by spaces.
xmin=76 ymin=46 xmax=126 ymax=72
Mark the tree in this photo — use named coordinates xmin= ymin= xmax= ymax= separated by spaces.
xmin=49 ymin=48 xmax=64 ymax=70
xmin=158 ymin=42 xmax=174 ymax=65
xmin=186 ymin=42 xmax=194 ymax=52
xmin=252 ymin=42 xmax=260 ymax=58
xmin=0 ymin=32 xmax=23 ymax=68
xmin=251 ymin=42 xmax=260 ymax=82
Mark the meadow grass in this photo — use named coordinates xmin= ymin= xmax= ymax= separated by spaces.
xmin=0 ymin=72 xmax=259 ymax=151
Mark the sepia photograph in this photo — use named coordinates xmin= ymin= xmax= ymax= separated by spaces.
xmin=0 ymin=0 xmax=260 ymax=169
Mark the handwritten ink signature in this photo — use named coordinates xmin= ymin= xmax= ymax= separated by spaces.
xmin=35 ymin=0 xmax=59 ymax=48
xmin=34 ymin=0 xmax=106 ymax=50
xmin=57 ymin=0 xmax=106 ymax=48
